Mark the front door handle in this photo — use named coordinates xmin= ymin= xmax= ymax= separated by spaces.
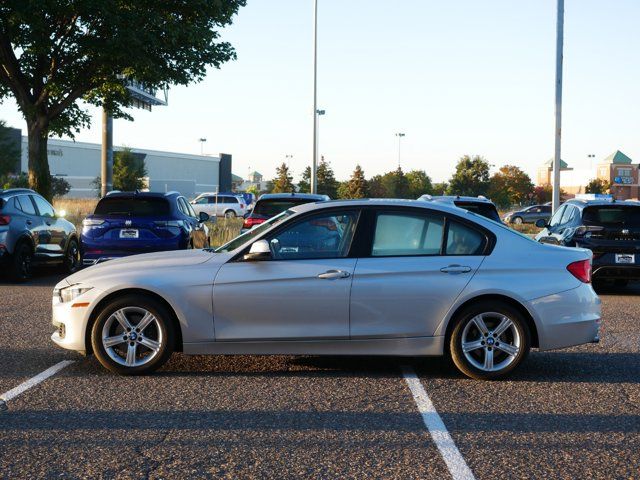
xmin=318 ymin=270 xmax=351 ymax=279
xmin=440 ymin=265 xmax=472 ymax=274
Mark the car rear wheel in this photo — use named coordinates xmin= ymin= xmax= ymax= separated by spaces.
xmin=224 ymin=209 xmax=236 ymax=218
xmin=449 ymin=301 xmax=530 ymax=380
xmin=91 ymin=294 xmax=175 ymax=375
xmin=63 ymin=238 xmax=81 ymax=273
xmin=512 ymin=216 xmax=523 ymax=225
xmin=10 ymin=241 xmax=33 ymax=282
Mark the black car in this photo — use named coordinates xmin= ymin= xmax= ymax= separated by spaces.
xmin=241 ymin=193 xmax=330 ymax=232
xmin=0 ymin=188 xmax=80 ymax=281
xmin=504 ymin=204 xmax=552 ymax=225
xmin=535 ymin=198 xmax=640 ymax=285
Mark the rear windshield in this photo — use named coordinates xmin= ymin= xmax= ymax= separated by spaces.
xmin=583 ymin=205 xmax=640 ymax=227
xmin=94 ymin=197 xmax=171 ymax=217
xmin=253 ymin=198 xmax=317 ymax=217
xmin=454 ymin=202 xmax=501 ymax=222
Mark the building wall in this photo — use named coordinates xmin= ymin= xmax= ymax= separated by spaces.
xmin=597 ymin=162 xmax=639 ymax=200
xmin=20 ymin=137 xmax=223 ymax=199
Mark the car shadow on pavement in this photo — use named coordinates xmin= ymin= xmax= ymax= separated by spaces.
xmin=0 ymin=268 xmax=67 ymax=287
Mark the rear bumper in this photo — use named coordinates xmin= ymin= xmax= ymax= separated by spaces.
xmin=527 ymin=282 xmax=601 ymax=351
xmin=81 ymin=237 xmax=188 ymax=265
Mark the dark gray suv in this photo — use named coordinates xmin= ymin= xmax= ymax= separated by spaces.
xmin=0 ymin=188 xmax=80 ymax=281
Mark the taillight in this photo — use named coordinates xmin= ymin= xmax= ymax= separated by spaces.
xmin=573 ymin=225 xmax=604 ymax=237
xmin=567 ymin=259 xmax=591 ymax=283
xmin=0 ymin=215 xmax=10 ymax=225
xmin=243 ymin=217 xmax=265 ymax=229
xmin=240 ymin=203 xmax=245 ymax=209
xmin=82 ymin=218 xmax=104 ymax=227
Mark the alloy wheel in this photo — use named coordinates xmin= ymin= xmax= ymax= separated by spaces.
xmin=101 ymin=307 xmax=163 ymax=367
xmin=460 ymin=312 xmax=521 ymax=372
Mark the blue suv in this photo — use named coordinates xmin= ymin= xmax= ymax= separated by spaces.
xmin=81 ymin=191 xmax=210 ymax=265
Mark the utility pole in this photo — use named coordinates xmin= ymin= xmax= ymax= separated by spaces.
xmin=396 ymin=133 xmax=405 ymax=168
xmin=100 ymin=107 xmax=113 ymax=197
xmin=311 ymin=0 xmax=319 ymax=194
xmin=198 ymin=138 xmax=207 ymax=155
xmin=552 ymin=0 xmax=564 ymax=212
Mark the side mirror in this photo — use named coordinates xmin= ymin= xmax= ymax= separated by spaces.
xmin=198 ymin=211 xmax=210 ymax=223
xmin=243 ymin=239 xmax=271 ymax=261
xmin=535 ymin=219 xmax=547 ymax=228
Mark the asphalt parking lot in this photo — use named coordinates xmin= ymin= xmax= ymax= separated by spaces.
xmin=1 ymin=269 xmax=639 ymax=479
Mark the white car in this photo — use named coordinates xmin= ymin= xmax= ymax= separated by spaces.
xmin=51 ymin=199 xmax=601 ymax=379
xmin=190 ymin=193 xmax=246 ymax=218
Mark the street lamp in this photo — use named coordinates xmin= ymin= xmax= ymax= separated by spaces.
xmin=198 ymin=138 xmax=207 ymax=155
xmin=312 ymin=0 xmax=319 ymax=194
xmin=285 ymin=154 xmax=293 ymax=167
xmin=395 ymin=133 xmax=405 ymax=168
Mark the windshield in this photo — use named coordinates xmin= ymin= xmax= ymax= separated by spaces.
xmin=583 ymin=205 xmax=640 ymax=227
xmin=215 ymin=209 xmax=295 ymax=252
xmin=253 ymin=198 xmax=317 ymax=217
xmin=454 ymin=202 xmax=501 ymax=222
xmin=94 ymin=197 xmax=170 ymax=217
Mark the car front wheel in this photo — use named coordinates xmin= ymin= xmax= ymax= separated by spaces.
xmin=512 ymin=216 xmax=523 ymax=225
xmin=91 ymin=294 xmax=175 ymax=375
xmin=63 ymin=238 xmax=81 ymax=273
xmin=449 ymin=301 xmax=530 ymax=380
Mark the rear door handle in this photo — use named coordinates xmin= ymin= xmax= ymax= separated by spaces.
xmin=440 ymin=265 xmax=472 ymax=274
xmin=318 ymin=270 xmax=351 ymax=279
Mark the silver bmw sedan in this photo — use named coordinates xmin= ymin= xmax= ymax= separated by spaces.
xmin=51 ymin=199 xmax=601 ymax=379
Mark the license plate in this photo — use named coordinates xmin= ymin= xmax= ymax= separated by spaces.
xmin=119 ymin=229 xmax=139 ymax=239
xmin=615 ymin=253 xmax=635 ymax=264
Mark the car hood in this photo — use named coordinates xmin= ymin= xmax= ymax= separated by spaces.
xmin=63 ymin=249 xmax=219 ymax=286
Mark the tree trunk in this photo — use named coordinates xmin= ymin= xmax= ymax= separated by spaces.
xmin=26 ymin=116 xmax=52 ymax=201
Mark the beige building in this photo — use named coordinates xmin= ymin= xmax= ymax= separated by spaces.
xmin=595 ymin=150 xmax=639 ymax=200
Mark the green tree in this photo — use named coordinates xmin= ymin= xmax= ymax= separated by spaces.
xmin=342 ymin=164 xmax=368 ymax=199
xmin=432 ymin=182 xmax=449 ymax=195
xmin=0 ymin=0 xmax=245 ymax=200
xmin=0 ymin=121 xmax=20 ymax=175
xmin=488 ymin=165 xmax=534 ymax=208
xmin=406 ymin=169 xmax=432 ymax=198
xmin=447 ymin=155 xmax=491 ymax=197
xmin=368 ymin=174 xmax=386 ymax=198
xmin=336 ymin=180 xmax=350 ymax=199
xmin=113 ymin=148 xmax=147 ymax=191
xmin=245 ymin=184 xmax=259 ymax=197
xmin=381 ymin=166 xmax=410 ymax=198
xmin=271 ymin=162 xmax=294 ymax=193
xmin=51 ymin=176 xmax=71 ymax=197
xmin=298 ymin=166 xmax=311 ymax=193
xmin=585 ymin=178 xmax=610 ymax=194
xmin=317 ymin=156 xmax=338 ymax=198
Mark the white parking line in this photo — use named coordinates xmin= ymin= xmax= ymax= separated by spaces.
xmin=401 ymin=365 xmax=475 ymax=480
xmin=0 ymin=360 xmax=74 ymax=403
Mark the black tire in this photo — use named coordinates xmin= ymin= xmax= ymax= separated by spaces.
xmin=224 ymin=209 xmax=236 ymax=218
xmin=449 ymin=300 xmax=531 ymax=380
xmin=91 ymin=294 xmax=176 ymax=375
xmin=10 ymin=241 xmax=33 ymax=282
xmin=512 ymin=216 xmax=523 ymax=225
xmin=62 ymin=238 xmax=82 ymax=274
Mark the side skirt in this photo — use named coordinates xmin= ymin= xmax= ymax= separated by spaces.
xmin=182 ymin=336 xmax=445 ymax=356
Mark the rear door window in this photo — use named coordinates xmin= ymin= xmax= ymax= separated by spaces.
xmin=372 ymin=212 xmax=444 ymax=256
xmin=15 ymin=195 xmax=37 ymax=215
xmin=94 ymin=197 xmax=171 ymax=217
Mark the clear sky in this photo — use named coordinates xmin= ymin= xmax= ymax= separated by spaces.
xmin=1 ymin=0 xmax=639 ymax=183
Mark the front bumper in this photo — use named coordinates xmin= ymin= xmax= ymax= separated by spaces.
xmin=51 ymin=287 xmax=102 ymax=353
xmin=527 ymin=282 xmax=601 ymax=351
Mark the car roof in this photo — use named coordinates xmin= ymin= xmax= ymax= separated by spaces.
xmin=257 ymin=193 xmax=330 ymax=201
xmin=0 ymin=188 xmax=36 ymax=197
xmin=102 ymin=191 xmax=180 ymax=199
xmin=564 ymin=198 xmax=640 ymax=208
xmin=288 ymin=198 xmax=481 ymax=218
xmin=418 ymin=194 xmax=495 ymax=205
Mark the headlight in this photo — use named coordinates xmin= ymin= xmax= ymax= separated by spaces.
xmin=53 ymin=284 xmax=93 ymax=304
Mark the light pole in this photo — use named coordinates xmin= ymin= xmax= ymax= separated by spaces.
xmin=198 ymin=138 xmax=207 ymax=155
xmin=312 ymin=0 xmax=319 ymax=194
xmin=552 ymin=0 xmax=564 ymax=212
xmin=314 ymin=109 xmax=325 ymax=192
xmin=395 ymin=133 xmax=405 ymax=168
xmin=587 ymin=153 xmax=595 ymax=169
xmin=285 ymin=154 xmax=293 ymax=167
